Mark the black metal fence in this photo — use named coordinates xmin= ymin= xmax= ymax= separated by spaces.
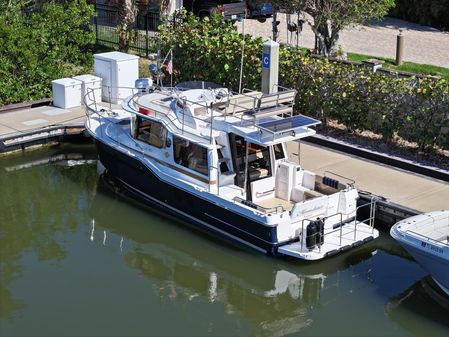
xmin=93 ymin=3 xmax=160 ymax=56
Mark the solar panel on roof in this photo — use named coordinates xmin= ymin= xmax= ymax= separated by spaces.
xmin=258 ymin=115 xmax=321 ymax=133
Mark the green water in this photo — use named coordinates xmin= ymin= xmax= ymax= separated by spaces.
xmin=1 ymin=145 xmax=449 ymax=337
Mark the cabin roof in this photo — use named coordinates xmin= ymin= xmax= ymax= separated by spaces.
xmin=123 ymin=87 xmax=320 ymax=147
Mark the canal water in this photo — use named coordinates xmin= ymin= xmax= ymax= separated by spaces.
xmin=1 ymin=144 xmax=449 ymax=337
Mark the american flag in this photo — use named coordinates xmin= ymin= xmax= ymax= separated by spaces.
xmin=165 ymin=49 xmax=173 ymax=75
xmin=166 ymin=58 xmax=173 ymax=75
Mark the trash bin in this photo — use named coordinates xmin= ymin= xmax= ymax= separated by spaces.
xmin=73 ymin=74 xmax=102 ymax=106
xmin=52 ymin=78 xmax=82 ymax=109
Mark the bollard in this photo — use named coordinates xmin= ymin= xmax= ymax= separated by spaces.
xmin=396 ymin=29 xmax=404 ymax=66
xmin=261 ymin=40 xmax=279 ymax=94
xmin=362 ymin=59 xmax=384 ymax=73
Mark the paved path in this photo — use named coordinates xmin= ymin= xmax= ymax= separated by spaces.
xmin=239 ymin=15 xmax=449 ymax=68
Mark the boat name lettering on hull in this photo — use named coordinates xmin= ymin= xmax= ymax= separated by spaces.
xmin=421 ymin=241 xmax=444 ymax=254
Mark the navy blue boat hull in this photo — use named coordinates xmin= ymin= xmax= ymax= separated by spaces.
xmin=95 ymin=140 xmax=280 ymax=253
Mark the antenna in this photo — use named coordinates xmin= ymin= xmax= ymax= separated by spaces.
xmin=238 ymin=13 xmax=246 ymax=94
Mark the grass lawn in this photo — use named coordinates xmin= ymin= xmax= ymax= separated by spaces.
xmin=94 ymin=24 xmax=158 ymax=56
xmin=347 ymin=52 xmax=449 ymax=78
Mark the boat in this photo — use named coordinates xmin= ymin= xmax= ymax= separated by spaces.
xmin=390 ymin=210 xmax=449 ymax=295
xmin=84 ymin=79 xmax=379 ymax=260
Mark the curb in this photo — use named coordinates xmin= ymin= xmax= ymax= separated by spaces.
xmin=0 ymin=98 xmax=52 ymax=114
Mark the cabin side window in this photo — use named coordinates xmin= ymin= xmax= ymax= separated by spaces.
xmin=173 ymin=136 xmax=208 ymax=176
xmin=135 ymin=117 xmax=166 ymax=148
xmin=273 ymin=143 xmax=285 ymax=160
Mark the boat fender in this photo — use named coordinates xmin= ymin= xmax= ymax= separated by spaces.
xmin=315 ymin=218 xmax=325 ymax=246
xmin=363 ymin=236 xmax=374 ymax=243
xmin=306 ymin=222 xmax=317 ymax=250
xmin=325 ymin=249 xmax=339 ymax=257
xmin=323 ymin=176 xmax=339 ymax=189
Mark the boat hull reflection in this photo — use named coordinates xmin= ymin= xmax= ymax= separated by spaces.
xmin=385 ymin=276 xmax=449 ymax=336
xmin=89 ymin=176 xmax=379 ymax=337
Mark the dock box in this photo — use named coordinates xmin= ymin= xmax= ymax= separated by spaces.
xmin=52 ymin=78 xmax=82 ymax=109
xmin=72 ymin=75 xmax=102 ymax=106
xmin=93 ymin=52 xmax=139 ymax=104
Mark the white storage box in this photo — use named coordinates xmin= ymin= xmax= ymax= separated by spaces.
xmin=52 ymin=78 xmax=82 ymax=109
xmin=276 ymin=161 xmax=295 ymax=201
xmin=93 ymin=52 xmax=139 ymax=104
xmin=73 ymin=74 xmax=102 ymax=106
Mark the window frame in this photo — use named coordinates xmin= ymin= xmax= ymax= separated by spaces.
xmin=172 ymin=135 xmax=209 ymax=178
xmin=135 ymin=117 xmax=167 ymax=149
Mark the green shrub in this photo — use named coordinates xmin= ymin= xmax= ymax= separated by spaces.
xmin=279 ymin=48 xmax=449 ymax=151
xmin=389 ymin=0 xmax=449 ymax=30
xmin=0 ymin=0 xmax=95 ymax=106
xmin=159 ymin=12 xmax=449 ymax=153
xmin=159 ymin=11 xmax=263 ymax=90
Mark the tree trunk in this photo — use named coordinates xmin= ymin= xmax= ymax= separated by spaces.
xmin=118 ymin=0 xmax=137 ymax=52
xmin=314 ymin=21 xmax=340 ymax=57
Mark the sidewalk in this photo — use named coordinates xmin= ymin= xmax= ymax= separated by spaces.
xmin=239 ymin=15 xmax=449 ymax=68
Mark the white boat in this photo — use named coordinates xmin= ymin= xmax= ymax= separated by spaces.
xmin=390 ymin=210 xmax=449 ymax=295
xmin=84 ymin=80 xmax=379 ymax=260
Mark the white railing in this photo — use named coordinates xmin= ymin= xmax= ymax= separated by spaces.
xmin=84 ymin=87 xmax=147 ymax=160
xmin=130 ymin=86 xmax=220 ymax=145
xmin=127 ymin=84 xmax=300 ymax=146
xmin=404 ymin=213 xmax=449 ymax=248
xmin=406 ymin=230 xmax=449 ymax=248
xmin=299 ymin=196 xmax=378 ymax=250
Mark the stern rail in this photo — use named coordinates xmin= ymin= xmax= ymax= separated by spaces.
xmin=298 ymin=196 xmax=378 ymax=250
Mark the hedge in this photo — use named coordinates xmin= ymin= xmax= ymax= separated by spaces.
xmin=0 ymin=0 xmax=95 ymax=106
xmin=160 ymin=12 xmax=449 ymax=153
xmin=389 ymin=0 xmax=449 ymax=30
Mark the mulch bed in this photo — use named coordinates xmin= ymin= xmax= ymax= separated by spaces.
xmin=320 ymin=120 xmax=449 ymax=171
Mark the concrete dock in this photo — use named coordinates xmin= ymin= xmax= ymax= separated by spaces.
xmin=295 ymin=142 xmax=449 ymax=213
xmin=1 ymin=103 xmax=448 ymax=216
xmin=0 ymin=105 xmax=87 ymax=153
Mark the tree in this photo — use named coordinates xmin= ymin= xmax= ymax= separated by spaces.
xmin=0 ymin=0 xmax=94 ymax=105
xmin=271 ymin=0 xmax=395 ymax=57
xmin=117 ymin=0 xmax=138 ymax=52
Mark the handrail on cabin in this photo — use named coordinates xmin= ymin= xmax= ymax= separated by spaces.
xmin=85 ymin=84 xmax=306 ymax=148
